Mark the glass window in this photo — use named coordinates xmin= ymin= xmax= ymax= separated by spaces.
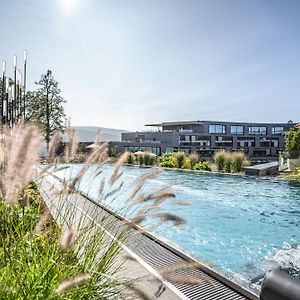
xmin=231 ymin=125 xmax=244 ymax=134
xmin=248 ymin=126 xmax=267 ymax=135
xmin=215 ymin=136 xmax=233 ymax=146
xmin=237 ymin=138 xmax=255 ymax=147
xmin=272 ymin=127 xmax=284 ymax=135
xmin=209 ymin=124 xmax=226 ymax=134
xmin=181 ymin=135 xmax=190 ymax=141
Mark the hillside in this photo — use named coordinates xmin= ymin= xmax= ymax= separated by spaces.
xmin=63 ymin=126 xmax=128 ymax=143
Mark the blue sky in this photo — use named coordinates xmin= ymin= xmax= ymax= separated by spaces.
xmin=0 ymin=0 xmax=299 ymax=130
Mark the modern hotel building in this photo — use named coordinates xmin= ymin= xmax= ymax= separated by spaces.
xmin=110 ymin=120 xmax=296 ymax=162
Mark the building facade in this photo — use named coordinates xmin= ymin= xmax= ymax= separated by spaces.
xmin=110 ymin=120 xmax=297 ymax=162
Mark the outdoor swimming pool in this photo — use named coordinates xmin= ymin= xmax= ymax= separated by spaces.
xmin=54 ymin=164 xmax=300 ymax=292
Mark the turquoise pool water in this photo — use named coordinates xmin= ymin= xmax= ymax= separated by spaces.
xmin=54 ymin=164 xmax=300 ymax=292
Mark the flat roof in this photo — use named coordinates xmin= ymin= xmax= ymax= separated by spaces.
xmin=146 ymin=121 xmax=203 ymax=127
xmin=145 ymin=120 xmax=298 ymax=127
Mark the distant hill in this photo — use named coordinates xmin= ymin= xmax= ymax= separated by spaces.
xmin=62 ymin=126 xmax=128 ymax=143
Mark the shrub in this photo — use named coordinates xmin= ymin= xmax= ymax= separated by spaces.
xmin=161 ymin=152 xmax=173 ymax=161
xmin=159 ymin=152 xmax=175 ymax=168
xmin=214 ymin=150 xmax=226 ymax=171
xmin=173 ymin=152 xmax=186 ymax=169
xmin=224 ymin=152 xmax=233 ymax=173
xmin=193 ymin=161 xmax=211 ymax=171
xmin=127 ymin=154 xmax=134 ymax=164
xmin=232 ymin=152 xmax=247 ymax=173
xmin=243 ymin=160 xmax=251 ymax=167
xmin=149 ymin=156 xmax=155 ymax=166
xmin=160 ymin=160 xmax=175 ymax=168
xmin=143 ymin=152 xmax=151 ymax=166
xmin=281 ymin=167 xmax=300 ymax=180
xmin=183 ymin=157 xmax=191 ymax=169
xmin=285 ymin=128 xmax=300 ymax=159
xmin=189 ymin=153 xmax=198 ymax=169
xmin=193 ymin=163 xmax=202 ymax=170
xmin=138 ymin=155 xmax=144 ymax=165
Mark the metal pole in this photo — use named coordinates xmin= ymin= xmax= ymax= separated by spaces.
xmin=23 ymin=50 xmax=27 ymax=120
xmin=17 ymin=69 xmax=21 ymax=119
xmin=9 ymin=87 xmax=13 ymax=127
xmin=3 ymin=76 xmax=8 ymax=125
xmin=1 ymin=61 xmax=5 ymax=124
xmin=13 ymin=55 xmax=17 ymax=125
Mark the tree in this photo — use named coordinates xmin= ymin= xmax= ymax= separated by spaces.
xmin=285 ymin=127 xmax=300 ymax=159
xmin=26 ymin=70 xmax=66 ymax=150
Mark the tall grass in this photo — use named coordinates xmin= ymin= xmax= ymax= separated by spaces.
xmin=0 ymin=124 xmax=190 ymax=299
xmin=138 ymin=154 xmax=144 ymax=166
xmin=231 ymin=152 xmax=247 ymax=173
xmin=189 ymin=153 xmax=198 ymax=169
xmin=173 ymin=152 xmax=185 ymax=169
xmin=126 ymin=153 xmax=134 ymax=165
xmin=214 ymin=150 xmax=248 ymax=173
xmin=214 ymin=150 xmax=226 ymax=171
xmin=224 ymin=152 xmax=233 ymax=173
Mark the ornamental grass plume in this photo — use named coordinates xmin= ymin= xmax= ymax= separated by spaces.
xmin=143 ymin=152 xmax=151 ymax=166
xmin=47 ymin=131 xmax=62 ymax=163
xmin=128 ymin=169 xmax=161 ymax=200
xmin=231 ymin=151 xmax=247 ymax=173
xmin=2 ymin=124 xmax=42 ymax=204
xmin=64 ymin=127 xmax=79 ymax=163
xmin=109 ymin=152 xmax=129 ymax=185
xmin=59 ymin=228 xmax=78 ymax=250
xmin=173 ymin=151 xmax=186 ymax=168
xmin=224 ymin=152 xmax=233 ymax=173
xmin=33 ymin=208 xmax=51 ymax=236
xmin=56 ymin=274 xmax=91 ymax=294
xmin=189 ymin=153 xmax=199 ymax=169
xmin=213 ymin=150 xmax=226 ymax=171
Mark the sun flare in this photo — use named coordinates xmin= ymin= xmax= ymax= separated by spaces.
xmin=59 ymin=0 xmax=80 ymax=16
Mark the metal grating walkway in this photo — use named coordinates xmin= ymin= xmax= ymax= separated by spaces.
xmin=126 ymin=232 xmax=256 ymax=300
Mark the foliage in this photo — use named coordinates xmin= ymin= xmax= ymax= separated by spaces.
xmin=109 ymin=146 xmax=117 ymax=158
xmin=160 ymin=160 xmax=175 ymax=168
xmin=193 ymin=161 xmax=211 ymax=171
xmin=224 ymin=152 xmax=233 ymax=173
xmin=0 ymin=125 xmax=123 ymax=299
xmin=214 ymin=151 xmax=226 ymax=171
xmin=231 ymin=152 xmax=247 ymax=173
xmin=281 ymin=167 xmax=300 ymax=180
xmin=25 ymin=70 xmax=67 ymax=149
xmin=183 ymin=157 xmax=191 ymax=169
xmin=127 ymin=153 xmax=134 ymax=164
xmin=173 ymin=152 xmax=186 ymax=169
xmin=285 ymin=128 xmax=300 ymax=159
xmin=143 ymin=152 xmax=151 ymax=166
xmin=149 ymin=156 xmax=156 ymax=166
xmin=126 ymin=152 xmax=156 ymax=166
xmin=189 ymin=153 xmax=198 ymax=169
xmin=0 ymin=183 xmax=123 ymax=300
xmin=138 ymin=155 xmax=144 ymax=165
xmin=159 ymin=152 xmax=175 ymax=168
xmin=214 ymin=150 xmax=248 ymax=173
